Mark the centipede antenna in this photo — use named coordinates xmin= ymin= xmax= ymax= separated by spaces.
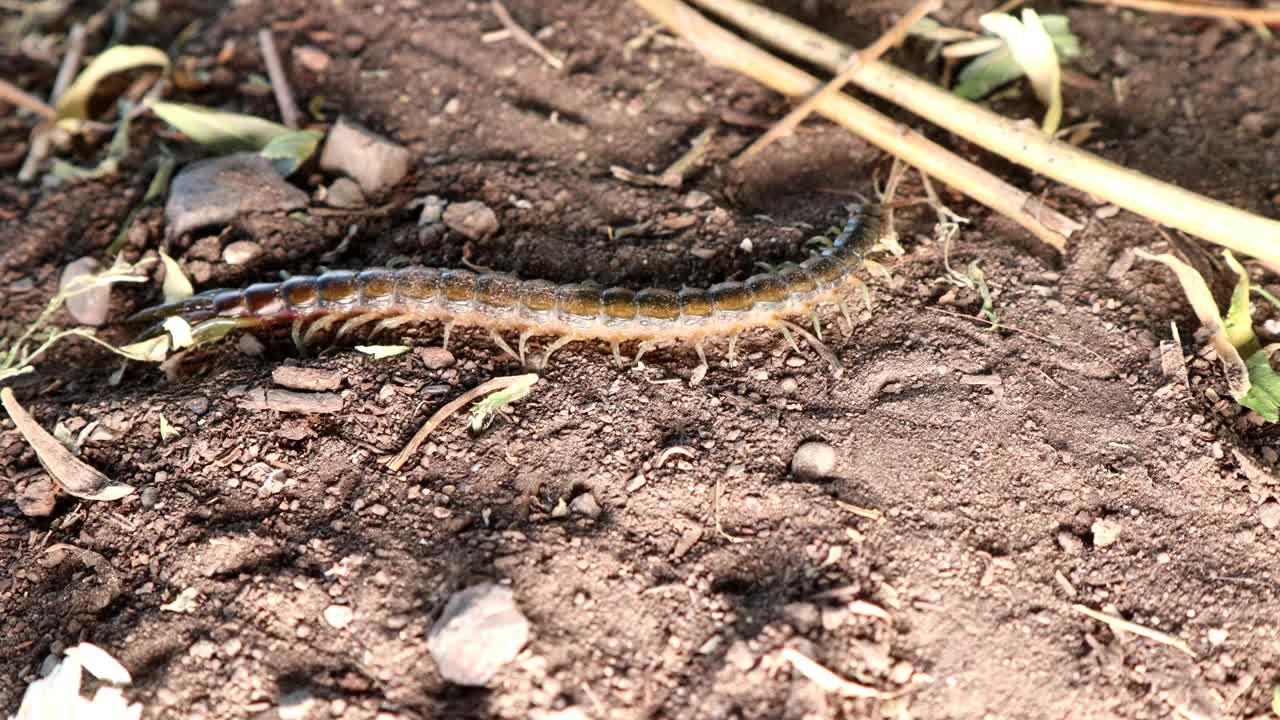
xmin=691 ymin=340 xmax=709 ymax=386
xmin=540 ymin=335 xmax=575 ymax=369
xmin=291 ymin=317 xmax=308 ymax=356
xmin=810 ymin=310 xmax=823 ymax=341
xmin=610 ymin=341 xmax=624 ymax=369
xmin=777 ymin=322 xmax=802 ymax=354
xmin=633 ymin=340 xmax=656 ymax=366
xmin=442 ymin=321 xmax=454 ymax=351
xmin=726 ymin=332 xmax=740 ymax=367
xmin=518 ymin=331 xmax=532 ymax=366
xmin=489 ymin=330 xmax=520 ymax=362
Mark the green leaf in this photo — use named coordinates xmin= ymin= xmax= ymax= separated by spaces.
xmin=56 ymin=45 xmax=169 ymax=121
xmin=163 ymin=316 xmax=195 ymax=349
xmin=470 ymin=374 xmax=539 ymax=431
xmin=954 ymin=14 xmax=1079 ymax=103
xmin=151 ymin=101 xmax=291 ymax=153
xmin=979 ymin=10 xmax=1062 ymax=133
xmin=355 ymin=345 xmax=412 ymax=360
xmin=260 ymin=129 xmax=324 ymax=177
xmin=158 ymin=250 xmax=193 ymax=303
xmin=1240 ymin=351 xmax=1280 ymax=421
xmin=1222 ymin=251 xmax=1258 ymax=352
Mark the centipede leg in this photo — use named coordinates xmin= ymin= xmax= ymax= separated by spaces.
xmin=726 ymin=332 xmax=740 ymax=368
xmin=690 ymin=340 xmax=709 ymax=386
xmin=810 ymin=310 xmax=823 ymax=341
xmin=442 ymin=321 xmax=454 ymax=352
xmin=777 ymin=322 xmax=802 ymax=354
xmin=371 ymin=314 xmax=417 ymax=338
xmin=633 ymin=340 xmax=656 ymax=367
xmin=489 ymin=330 xmax=520 ymax=362
xmin=610 ymin=341 xmax=625 ymax=369
xmin=291 ymin=317 xmax=308 ymax=357
xmin=837 ymin=297 xmax=855 ymax=335
xmin=303 ymin=314 xmax=343 ymax=347
xmin=518 ymin=331 xmax=533 ymax=367
xmin=336 ymin=313 xmax=383 ymax=341
xmin=539 ymin=335 xmax=575 ymax=369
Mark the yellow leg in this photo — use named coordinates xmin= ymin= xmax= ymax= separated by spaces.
xmin=726 ymin=332 xmax=740 ymax=368
xmin=489 ymin=330 xmax=520 ymax=361
xmin=777 ymin=323 xmax=802 ymax=354
xmin=633 ymin=340 xmax=656 ymax=367
xmin=611 ymin=341 xmax=625 ymax=369
xmin=540 ymin=335 xmax=575 ymax=369
xmin=442 ymin=321 xmax=454 ymax=351
xmin=690 ymin=340 xmax=709 ymax=386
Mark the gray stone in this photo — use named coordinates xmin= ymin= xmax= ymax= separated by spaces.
xmin=569 ymin=492 xmax=601 ymax=518
xmin=428 ymin=583 xmax=530 ymax=686
xmin=319 ymin=117 xmax=411 ymax=198
xmin=324 ymin=177 xmax=367 ymax=209
xmin=443 ymin=201 xmax=500 ymax=240
xmin=791 ymin=441 xmax=836 ymax=480
xmin=59 ymin=257 xmax=109 ymax=326
xmin=16 ymin=478 xmax=56 ymax=517
xmin=166 ymin=153 xmax=308 ymax=239
xmin=1260 ymin=500 xmax=1280 ymax=529
xmin=1091 ymin=518 xmax=1122 ymax=548
xmin=222 ymin=240 xmax=263 ymax=266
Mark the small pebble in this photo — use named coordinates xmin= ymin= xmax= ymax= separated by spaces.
xmin=626 ymin=473 xmax=647 ymax=493
xmin=222 ymin=240 xmax=263 ymax=266
xmin=238 ymin=334 xmax=265 ymax=357
xmin=683 ymin=190 xmax=711 ymax=208
xmin=293 ymin=45 xmax=332 ymax=73
xmin=1056 ymin=529 xmax=1084 ymax=555
xmin=416 ymin=194 xmax=446 ymax=225
xmin=416 ymin=346 xmax=456 ymax=369
xmin=183 ymin=396 xmax=210 ymax=416
xmin=779 ymin=377 xmax=798 ymax=393
xmin=1259 ymin=499 xmax=1280 ymax=529
xmin=1091 ymin=518 xmax=1122 ymax=548
xmin=428 ymin=584 xmax=530 ymax=686
xmin=166 ymin=153 xmax=308 ymax=238
xmin=273 ymin=366 xmax=343 ymax=391
xmin=569 ymin=492 xmax=601 ymax=518
xmin=443 ymin=201 xmax=500 ymax=240
xmin=189 ymin=640 xmax=217 ymax=659
xmin=889 ymin=660 xmax=914 ymax=685
xmin=790 ymin=441 xmax=836 ymax=480
xmin=785 ymin=356 xmax=806 ymax=368
xmin=319 ymin=117 xmax=410 ymax=198
xmin=278 ymin=689 xmax=317 ymax=720
xmin=16 ymin=478 xmax=57 ymax=517
xmin=323 ymin=604 xmax=354 ymax=629
xmin=1094 ymin=204 xmax=1121 ymax=219
xmin=324 ymin=177 xmax=366 ymax=209
xmin=140 ymin=486 xmax=159 ymax=508
xmin=60 ymin=257 xmax=109 ymax=326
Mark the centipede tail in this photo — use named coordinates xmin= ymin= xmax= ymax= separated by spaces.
xmin=130 ymin=206 xmax=885 ymax=375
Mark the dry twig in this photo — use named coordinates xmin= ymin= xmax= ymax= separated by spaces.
xmin=491 ymin=0 xmax=564 ymax=70
xmin=49 ymin=23 xmax=87 ymax=104
xmin=780 ymin=648 xmax=891 ymax=699
xmin=0 ymin=80 xmax=56 ymax=120
xmin=735 ymin=0 xmax=941 ymax=167
xmin=389 ymin=374 xmax=538 ymax=471
xmin=683 ymin=0 xmax=1280 ymax=271
xmin=258 ymin=29 xmax=300 ymax=129
xmin=630 ymin=0 xmax=1076 ymax=251
xmin=1070 ymin=603 xmax=1197 ymax=657
xmin=1078 ymin=0 xmax=1280 ymax=22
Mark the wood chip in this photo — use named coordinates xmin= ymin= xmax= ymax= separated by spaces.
xmin=272 ymin=366 xmax=344 ymax=391
xmin=237 ymin=388 xmax=344 ymax=414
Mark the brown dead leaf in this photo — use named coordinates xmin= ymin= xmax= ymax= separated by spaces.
xmin=1 ymin=388 xmax=134 ymax=501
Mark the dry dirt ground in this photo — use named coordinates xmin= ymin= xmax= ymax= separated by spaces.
xmin=3 ymin=1 xmax=1280 ymax=718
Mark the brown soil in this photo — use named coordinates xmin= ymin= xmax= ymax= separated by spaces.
xmin=3 ymin=1 xmax=1280 ymax=718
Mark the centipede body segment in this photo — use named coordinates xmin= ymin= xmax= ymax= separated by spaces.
xmin=131 ymin=206 xmax=885 ymax=375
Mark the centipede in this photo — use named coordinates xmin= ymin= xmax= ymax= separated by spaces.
xmin=131 ymin=205 xmax=885 ymax=382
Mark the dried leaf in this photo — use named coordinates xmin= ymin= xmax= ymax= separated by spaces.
xmin=159 ymin=413 xmax=180 ymax=441
xmin=977 ymin=10 xmax=1062 ymax=133
xmin=151 ymin=100 xmax=292 ymax=153
xmin=158 ymin=250 xmax=193 ymax=303
xmin=470 ymin=373 xmax=539 ymax=431
xmin=65 ymin=643 xmax=133 ymax=685
xmin=163 ymin=316 xmax=194 ymax=349
xmin=55 ymin=45 xmax=169 ymax=121
xmin=355 ymin=345 xmax=411 ymax=360
xmin=0 ymin=388 xmax=135 ymax=501
xmin=117 ymin=335 xmax=170 ymax=363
